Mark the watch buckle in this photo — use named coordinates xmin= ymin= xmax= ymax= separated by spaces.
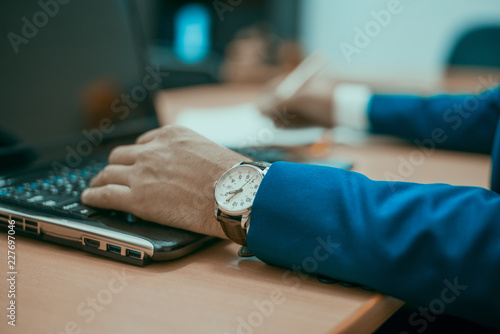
xmin=238 ymin=246 xmax=254 ymax=257
xmin=241 ymin=213 xmax=250 ymax=230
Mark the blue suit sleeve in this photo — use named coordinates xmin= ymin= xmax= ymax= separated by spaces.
xmin=248 ymin=162 xmax=500 ymax=329
xmin=369 ymin=88 xmax=500 ymax=154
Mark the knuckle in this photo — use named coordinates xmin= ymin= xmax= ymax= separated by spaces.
xmin=108 ymin=146 xmax=122 ymax=161
xmin=162 ymin=124 xmax=181 ymax=131
xmin=154 ymin=125 xmax=196 ymax=146
xmin=161 ymin=124 xmax=174 ymax=130
xmin=137 ymin=161 xmax=159 ymax=178
xmin=160 ymin=124 xmax=177 ymax=135
xmin=161 ymin=125 xmax=189 ymax=136
xmin=173 ymin=136 xmax=189 ymax=147
xmin=138 ymin=131 xmax=151 ymax=141
xmin=137 ymin=146 xmax=155 ymax=160
xmin=98 ymin=186 xmax=112 ymax=203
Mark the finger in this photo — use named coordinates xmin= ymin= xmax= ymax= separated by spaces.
xmin=273 ymin=115 xmax=309 ymax=129
xmin=108 ymin=145 xmax=143 ymax=165
xmin=258 ymin=94 xmax=285 ymax=117
xmin=81 ymin=184 xmax=132 ymax=212
xmin=263 ymin=74 xmax=287 ymax=91
xmin=135 ymin=128 xmax=162 ymax=144
xmin=89 ymin=165 xmax=132 ymax=187
xmin=258 ymin=76 xmax=289 ymax=116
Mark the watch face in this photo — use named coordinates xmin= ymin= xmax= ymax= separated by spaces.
xmin=215 ymin=165 xmax=263 ymax=212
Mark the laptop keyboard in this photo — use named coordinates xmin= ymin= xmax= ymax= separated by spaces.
xmin=0 ymin=161 xmax=106 ymax=218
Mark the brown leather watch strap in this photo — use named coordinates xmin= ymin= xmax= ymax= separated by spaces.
xmin=217 ymin=209 xmax=247 ymax=246
xmin=215 ymin=161 xmax=271 ymax=247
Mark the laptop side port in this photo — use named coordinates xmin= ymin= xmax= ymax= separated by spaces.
xmin=25 ymin=219 xmax=37 ymax=226
xmin=10 ymin=215 xmax=24 ymax=224
xmin=24 ymin=219 xmax=39 ymax=234
xmin=9 ymin=216 xmax=24 ymax=230
xmin=83 ymin=237 xmax=100 ymax=249
xmin=0 ymin=212 xmax=9 ymax=222
xmin=107 ymin=244 xmax=122 ymax=254
xmin=126 ymin=249 xmax=142 ymax=259
xmin=0 ymin=212 xmax=9 ymax=228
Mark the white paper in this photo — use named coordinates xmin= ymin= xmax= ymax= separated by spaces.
xmin=174 ymin=103 xmax=324 ymax=148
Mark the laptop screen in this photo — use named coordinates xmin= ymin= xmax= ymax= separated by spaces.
xmin=0 ymin=0 xmax=159 ymax=158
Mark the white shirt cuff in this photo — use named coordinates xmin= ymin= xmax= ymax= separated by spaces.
xmin=332 ymin=83 xmax=372 ymax=131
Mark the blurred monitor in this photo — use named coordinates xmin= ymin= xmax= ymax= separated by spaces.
xmin=0 ymin=0 xmax=157 ymax=153
xmin=152 ymin=0 xmax=300 ymax=60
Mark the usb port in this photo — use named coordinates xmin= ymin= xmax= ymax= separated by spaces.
xmin=127 ymin=249 xmax=141 ymax=259
xmin=10 ymin=216 xmax=23 ymax=224
xmin=24 ymin=224 xmax=38 ymax=234
xmin=25 ymin=219 xmax=38 ymax=227
xmin=25 ymin=219 xmax=38 ymax=234
xmin=107 ymin=244 xmax=122 ymax=254
xmin=84 ymin=238 xmax=100 ymax=249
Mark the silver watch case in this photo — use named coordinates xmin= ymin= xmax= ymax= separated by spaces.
xmin=213 ymin=162 xmax=269 ymax=230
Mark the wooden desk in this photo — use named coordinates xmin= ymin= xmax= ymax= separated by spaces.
xmin=0 ymin=84 xmax=490 ymax=334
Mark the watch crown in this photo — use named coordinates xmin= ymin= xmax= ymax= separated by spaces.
xmin=213 ymin=180 xmax=218 ymax=188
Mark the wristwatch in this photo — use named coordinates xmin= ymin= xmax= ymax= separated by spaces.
xmin=214 ymin=161 xmax=271 ymax=249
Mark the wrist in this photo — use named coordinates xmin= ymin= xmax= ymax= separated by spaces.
xmin=214 ymin=161 xmax=270 ymax=247
xmin=206 ymin=151 xmax=249 ymax=239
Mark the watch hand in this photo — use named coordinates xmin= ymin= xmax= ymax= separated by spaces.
xmin=225 ymin=177 xmax=255 ymax=203
xmin=227 ymin=177 xmax=254 ymax=196
xmin=226 ymin=188 xmax=243 ymax=202
xmin=240 ymin=177 xmax=255 ymax=189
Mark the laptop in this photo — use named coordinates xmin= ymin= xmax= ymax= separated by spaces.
xmin=0 ymin=0 xmax=218 ymax=265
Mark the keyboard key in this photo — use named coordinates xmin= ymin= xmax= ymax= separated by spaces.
xmin=17 ymin=192 xmax=33 ymax=200
xmin=36 ymin=196 xmax=74 ymax=208
xmin=26 ymin=195 xmax=44 ymax=203
xmin=61 ymin=202 xmax=80 ymax=211
xmin=1 ymin=161 xmax=105 ymax=218
xmin=70 ymin=205 xmax=98 ymax=217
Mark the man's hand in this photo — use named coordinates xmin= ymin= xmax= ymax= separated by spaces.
xmin=81 ymin=125 xmax=246 ymax=239
xmin=258 ymin=75 xmax=337 ymax=128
